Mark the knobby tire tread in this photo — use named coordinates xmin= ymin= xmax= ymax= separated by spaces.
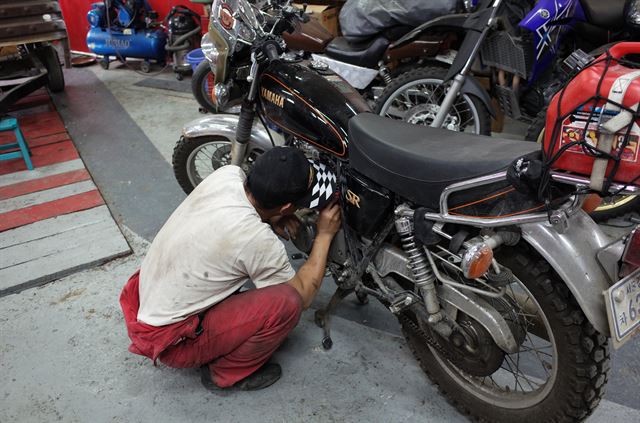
xmin=399 ymin=242 xmax=610 ymax=422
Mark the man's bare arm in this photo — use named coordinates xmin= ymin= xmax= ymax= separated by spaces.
xmin=287 ymin=203 xmax=341 ymax=309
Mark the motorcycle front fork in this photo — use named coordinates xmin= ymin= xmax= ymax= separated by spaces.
xmin=231 ymin=53 xmax=261 ymax=166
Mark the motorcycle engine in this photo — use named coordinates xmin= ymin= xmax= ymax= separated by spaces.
xmin=290 ymin=210 xmax=350 ymax=273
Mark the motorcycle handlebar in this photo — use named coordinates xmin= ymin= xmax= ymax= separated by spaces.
xmin=264 ymin=43 xmax=280 ymax=61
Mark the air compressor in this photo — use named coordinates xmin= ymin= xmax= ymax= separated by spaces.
xmin=86 ymin=0 xmax=166 ymax=72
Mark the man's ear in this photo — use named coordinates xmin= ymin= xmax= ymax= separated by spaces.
xmin=279 ymin=203 xmax=296 ymax=215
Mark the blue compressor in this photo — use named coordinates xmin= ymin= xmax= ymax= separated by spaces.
xmin=86 ymin=0 xmax=167 ymax=72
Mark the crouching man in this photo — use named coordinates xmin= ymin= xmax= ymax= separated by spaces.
xmin=120 ymin=147 xmax=340 ymax=391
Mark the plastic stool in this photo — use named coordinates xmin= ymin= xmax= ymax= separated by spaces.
xmin=0 ymin=117 xmax=34 ymax=170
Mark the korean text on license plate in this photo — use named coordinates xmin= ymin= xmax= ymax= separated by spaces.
xmin=605 ymin=268 xmax=640 ymax=349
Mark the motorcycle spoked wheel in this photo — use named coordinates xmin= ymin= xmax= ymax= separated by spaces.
xmin=191 ymin=60 xmax=217 ymax=114
xmin=374 ymin=66 xmax=492 ymax=135
xmin=526 ymin=109 xmax=640 ymax=221
xmin=172 ymin=136 xmax=260 ymax=194
xmin=399 ymin=243 xmax=609 ymax=423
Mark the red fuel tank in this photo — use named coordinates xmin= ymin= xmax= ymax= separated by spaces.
xmin=544 ymin=42 xmax=640 ymax=185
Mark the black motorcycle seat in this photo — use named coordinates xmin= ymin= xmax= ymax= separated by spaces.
xmin=325 ymin=36 xmax=390 ymax=68
xmin=581 ymin=0 xmax=626 ymax=29
xmin=348 ymin=113 xmax=540 ymax=210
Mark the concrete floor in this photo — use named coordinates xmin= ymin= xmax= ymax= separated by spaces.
xmin=1 ymin=62 xmax=638 ymax=422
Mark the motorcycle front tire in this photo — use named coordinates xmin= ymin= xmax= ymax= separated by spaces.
xmin=526 ymin=109 xmax=640 ymax=221
xmin=191 ymin=60 xmax=217 ymax=114
xmin=400 ymin=242 xmax=610 ymax=423
xmin=374 ymin=66 xmax=492 ymax=136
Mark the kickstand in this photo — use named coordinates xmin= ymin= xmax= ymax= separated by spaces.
xmin=314 ymin=287 xmax=353 ymax=350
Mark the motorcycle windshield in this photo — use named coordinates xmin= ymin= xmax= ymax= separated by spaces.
xmin=208 ymin=0 xmax=257 ymax=82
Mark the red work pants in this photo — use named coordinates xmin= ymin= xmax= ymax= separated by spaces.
xmin=158 ymin=284 xmax=302 ymax=388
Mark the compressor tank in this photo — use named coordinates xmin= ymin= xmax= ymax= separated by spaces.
xmin=86 ymin=28 xmax=167 ymax=61
xmin=259 ymin=61 xmax=370 ymax=158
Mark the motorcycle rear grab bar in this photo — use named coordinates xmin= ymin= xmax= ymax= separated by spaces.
xmin=414 ymin=170 xmax=638 ymax=228
xmin=414 ymin=171 xmax=582 ymax=228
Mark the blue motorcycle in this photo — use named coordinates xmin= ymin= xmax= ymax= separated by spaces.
xmin=375 ymin=0 xmax=637 ymax=135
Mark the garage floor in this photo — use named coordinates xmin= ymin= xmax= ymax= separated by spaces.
xmin=1 ymin=62 xmax=639 ymax=422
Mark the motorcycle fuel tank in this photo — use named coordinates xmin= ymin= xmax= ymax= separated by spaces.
xmin=259 ymin=61 xmax=370 ymax=158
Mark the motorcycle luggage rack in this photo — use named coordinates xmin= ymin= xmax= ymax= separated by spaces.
xmin=549 ymin=171 xmax=640 ymax=195
xmin=415 ymin=170 xmax=614 ymax=228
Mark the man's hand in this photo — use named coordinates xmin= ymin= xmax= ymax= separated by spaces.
xmin=316 ymin=201 xmax=341 ymax=238
xmin=287 ymin=201 xmax=342 ymax=309
xmin=270 ymin=215 xmax=301 ymax=240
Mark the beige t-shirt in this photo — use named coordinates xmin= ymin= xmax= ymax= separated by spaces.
xmin=137 ymin=165 xmax=296 ymax=326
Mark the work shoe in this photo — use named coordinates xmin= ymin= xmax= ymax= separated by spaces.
xmin=200 ymin=362 xmax=282 ymax=392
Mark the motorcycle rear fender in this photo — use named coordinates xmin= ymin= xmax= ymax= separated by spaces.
xmin=461 ymin=76 xmax=496 ymax=117
xmin=390 ymin=13 xmax=470 ymax=50
xmin=520 ymin=210 xmax=614 ymax=336
xmin=181 ymin=114 xmax=283 ymax=154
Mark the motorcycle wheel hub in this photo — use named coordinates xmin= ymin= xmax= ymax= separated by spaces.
xmin=438 ymin=297 xmax=526 ymax=377
xmin=445 ymin=315 xmax=506 ymax=377
xmin=405 ymin=104 xmax=459 ymax=130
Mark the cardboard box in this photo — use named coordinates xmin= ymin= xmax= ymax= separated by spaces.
xmin=294 ymin=3 xmax=340 ymax=37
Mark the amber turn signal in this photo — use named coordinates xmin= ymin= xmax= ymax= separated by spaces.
xmin=462 ymin=243 xmax=494 ymax=279
xmin=581 ymin=194 xmax=602 ymax=213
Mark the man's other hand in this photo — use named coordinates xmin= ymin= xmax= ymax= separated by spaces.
xmin=316 ymin=201 xmax=341 ymax=238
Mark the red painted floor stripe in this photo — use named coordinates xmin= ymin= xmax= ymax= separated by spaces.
xmin=0 ymin=131 xmax=69 ymax=148
xmin=0 ymin=111 xmax=65 ymax=144
xmin=19 ymin=111 xmax=66 ymax=139
xmin=0 ymin=190 xmax=104 ymax=232
xmin=0 ymin=140 xmax=79 ymax=175
xmin=0 ymin=169 xmax=91 ymax=200
xmin=7 ymin=93 xmax=50 ymax=111
xmin=25 ymin=132 xmax=70 ymax=148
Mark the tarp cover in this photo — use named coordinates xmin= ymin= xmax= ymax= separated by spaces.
xmin=339 ymin=0 xmax=458 ymax=40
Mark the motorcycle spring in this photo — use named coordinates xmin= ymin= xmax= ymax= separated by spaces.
xmin=395 ymin=216 xmax=435 ymax=288
xmin=380 ymin=66 xmax=393 ymax=85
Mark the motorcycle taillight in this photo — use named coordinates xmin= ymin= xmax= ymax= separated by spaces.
xmin=622 ymin=227 xmax=640 ymax=270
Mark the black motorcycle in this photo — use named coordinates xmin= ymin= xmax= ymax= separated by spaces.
xmin=373 ymin=0 xmax=640 ymax=220
xmin=174 ymin=1 xmax=640 ymax=421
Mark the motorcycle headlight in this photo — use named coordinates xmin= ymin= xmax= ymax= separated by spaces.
xmin=201 ymin=32 xmax=227 ymax=81
xmin=199 ymin=32 xmax=230 ymax=111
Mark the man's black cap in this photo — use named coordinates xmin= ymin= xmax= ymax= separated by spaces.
xmin=247 ymin=147 xmax=336 ymax=210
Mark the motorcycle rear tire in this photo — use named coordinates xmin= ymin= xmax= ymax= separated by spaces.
xmin=374 ymin=66 xmax=491 ymax=136
xmin=191 ymin=60 xmax=217 ymax=114
xmin=526 ymin=109 xmax=640 ymax=221
xmin=399 ymin=243 xmax=609 ymax=423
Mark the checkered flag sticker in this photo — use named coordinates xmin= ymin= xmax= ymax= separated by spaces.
xmin=307 ymin=160 xmax=337 ymax=209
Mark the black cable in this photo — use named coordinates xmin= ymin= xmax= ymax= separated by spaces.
xmin=256 ymin=102 xmax=276 ymax=147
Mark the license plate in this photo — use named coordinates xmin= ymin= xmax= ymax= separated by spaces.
xmin=604 ymin=268 xmax=640 ymax=349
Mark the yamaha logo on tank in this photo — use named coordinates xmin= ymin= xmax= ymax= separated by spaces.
xmin=261 ymin=87 xmax=285 ymax=108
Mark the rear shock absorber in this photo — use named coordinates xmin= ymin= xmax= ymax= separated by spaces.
xmin=379 ymin=63 xmax=393 ymax=85
xmin=394 ymin=207 xmax=444 ymax=325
